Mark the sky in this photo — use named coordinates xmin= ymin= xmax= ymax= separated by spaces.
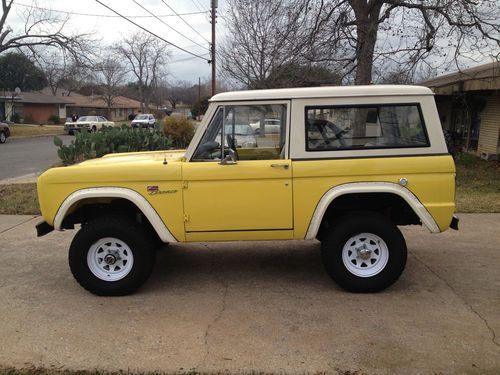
xmin=7 ymin=0 xmax=227 ymax=84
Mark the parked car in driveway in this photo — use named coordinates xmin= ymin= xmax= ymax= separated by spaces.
xmin=131 ymin=114 xmax=156 ymax=128
xmin=0 ymin=122 xmax=10 ymax=143
xmin=37 ymin=85 xmax=458 ymax=296
xmin=65 ymin=116 xmax=116 ymax=134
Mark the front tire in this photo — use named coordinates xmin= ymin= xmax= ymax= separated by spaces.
xmin=321 ymin=211 xmax=407 ymax=293
xmin=69 ymin=216 xmax=156 ymax=296
xmin=0 ymin=131 xmax=6 ymax=143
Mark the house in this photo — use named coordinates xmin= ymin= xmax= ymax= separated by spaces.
xmin=420 ymin=61 xmax=500 ymax=159
xmin=0 ymin=88 xmax=143 ymax=123
xmin=0 ymin=90 xmax=72 ymax=123
xmin=63 ymin=94 xmax=142 ymax=122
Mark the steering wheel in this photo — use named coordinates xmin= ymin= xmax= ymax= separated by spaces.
xmin=226 ymin=134 xmax=239 ymax=160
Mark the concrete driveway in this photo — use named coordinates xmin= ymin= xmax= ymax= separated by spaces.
xmin=0 ymin=214 xmax=499 ymax=374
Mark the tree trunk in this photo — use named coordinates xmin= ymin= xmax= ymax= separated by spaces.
xmin=350 ymin=0 xmax=382 ymax=85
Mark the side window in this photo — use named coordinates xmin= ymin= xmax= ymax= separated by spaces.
xmin=192 ymin=108 xmax=224 ymax=161
xmin=192 ymin=104 xmax=287 ymax=161
xmin=306 ymin=104 xmax=429 ymax=151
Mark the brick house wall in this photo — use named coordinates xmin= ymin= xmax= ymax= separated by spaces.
xmin=23 ymin=103 xmax=59 ymax=123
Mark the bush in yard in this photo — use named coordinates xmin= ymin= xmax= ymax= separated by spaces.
xmin=191 ymin=96 xmax=209 ymax=118
xmin=162 ymin=116 xmax=195 ymax=148
xmin=48 ymin=114 xmax=60 ymax=124
xmin=11 ymin=113 xmax=21 ymax=123
xmin=24 ymin=114 xmax=34 ymax=124
xmin=54 ymin=125 xmax=171 ymax=165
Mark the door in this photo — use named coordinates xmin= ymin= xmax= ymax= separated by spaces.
xmin=183 ymin=102 xmax=292 ymax=233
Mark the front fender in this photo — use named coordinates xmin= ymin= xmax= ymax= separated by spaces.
xmin=53 ymin=187 xmax=177 ymax=243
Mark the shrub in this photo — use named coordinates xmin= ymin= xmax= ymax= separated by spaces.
xmin=54 ymin=125 xmax=171 ymax=165
xmin=24 ymin=114 xmax=34 ymax=124
xmin=191 ymin=96 xmax=209 ymax=118
xmin=11 ymin=113 xmax=21 ymax=123
xmin=48 ymin=114 xmax=60 ymax=124
xmin=151 ymin=109 xmax=166 ymax=120
xmin=162 ymin=116 xmax=195 ymax=148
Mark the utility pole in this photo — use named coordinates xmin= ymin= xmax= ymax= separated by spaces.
xmin=198 ymin=76 xmax=201 ymax=103
xmin=210 ymin=0 xmax=217 ymax=96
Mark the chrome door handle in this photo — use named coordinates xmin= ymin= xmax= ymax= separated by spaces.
xmin=270 ymin=163 xmax=289 ymax=169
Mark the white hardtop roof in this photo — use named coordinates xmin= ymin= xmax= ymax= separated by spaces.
xmin=210 ymin=85 xmax=433 ymax=102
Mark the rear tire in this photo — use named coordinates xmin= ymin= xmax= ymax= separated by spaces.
xmin=69 ymin=215 xmax=156 ymax=296
xmin=321 ymin=211 xmax=407 ymax=293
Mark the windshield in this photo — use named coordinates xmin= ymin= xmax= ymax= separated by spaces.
xmin=77 ymin=116 xmax=93 ymax=122
xmin=224 ymin=124 xmax=253 ymax=135
xmin=135 ymin=114 xmax=149 ymax=120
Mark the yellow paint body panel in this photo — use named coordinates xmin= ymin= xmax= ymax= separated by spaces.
xmin=37 ymin=151 xmax=187 ymax=241
xmin=38 ymin=149 xmax=455 ymax=243
xmin=292 ymin=155 xmax=455 ymax=238
xmin=182 ymin=160 xmax=293 ymax=233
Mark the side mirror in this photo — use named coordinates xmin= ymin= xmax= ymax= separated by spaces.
xmin=219 ymin=148 xmax=237 ymax=165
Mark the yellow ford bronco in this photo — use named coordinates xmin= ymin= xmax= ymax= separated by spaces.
xmin=37 ymin=85 xmax=458 ymax=295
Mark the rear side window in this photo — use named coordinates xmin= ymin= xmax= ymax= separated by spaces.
xmin=305 ymin=104 xmax=429 ymax=151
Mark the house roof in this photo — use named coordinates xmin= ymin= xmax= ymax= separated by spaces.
xmin=64 ymin=95 xmax=142 ymax=109
xmin=210 ymin=85 xmax=433 ymax=102
xmin=17 ymin=91 xmax=74 ymax=104
xmin=419 ymin=61 xmax=500 ymax=94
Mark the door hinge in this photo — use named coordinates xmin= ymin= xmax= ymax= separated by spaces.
xmin=183 ymin=214 xmax=190 ymax=223
xmin=182 ymin=181 xmax=189 ymax=189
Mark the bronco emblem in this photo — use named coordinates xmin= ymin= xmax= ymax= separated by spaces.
xmin=147 ymin=186 xmax=177 ymax=195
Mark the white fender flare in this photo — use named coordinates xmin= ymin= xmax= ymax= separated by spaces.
xmin=305 ymin=182 xmax=440 ymax=240
xmin=54 ymin=187 xmax=177 ymax=243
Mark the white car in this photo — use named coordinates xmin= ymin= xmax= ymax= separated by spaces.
xmin=250 ymin=118 xmax=282 ymax=135
xmin=131 ymin=114 xmax=156 ymax=128
xmin=65 ymin=116 xmax=116 ymax=134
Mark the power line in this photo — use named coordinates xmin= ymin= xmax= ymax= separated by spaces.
xmin=13 ymin=2 xmax=206 ymax=18
xmin=170 ymin=53 xmax=210 ymax=64
xmin=190 ymin=0 xmax=208 ymax=13
xmin=132 ymin=0 xmax=208 ymax=52
xmin=161 ymin=0 xmax=211 ymax=44
xmin=95 ymin=0 xmax=210 ymax=62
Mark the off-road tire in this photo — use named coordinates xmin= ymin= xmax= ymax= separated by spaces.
xmin=69 ymin=215 xmax=156 ymax=296
xmin=321 ymin=211 xmax=407 ymax=293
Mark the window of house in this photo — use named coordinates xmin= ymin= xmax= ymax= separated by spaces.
xmin=192 ymin=104 xmax=287 ymax=161
xmin=305 ymin=104 xmax=429 ymax=151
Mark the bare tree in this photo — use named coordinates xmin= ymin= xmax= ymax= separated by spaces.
xmin=115 ymin=32 xmax=169 ymax=111
xmin=0 ymin=0 xmax=93 ymax=60
xmin=306 ymin=0 xmax=500 ymax=84
xmin=219 ymin=0 xmax=314 ymax=88
xmin=56 ymin=60 xmax=94 ymax=96
xmin=221 ymin=0 xmax=500 ymax=86
xmin=30 ymin=49 xmax=70 ymax=95
xmin=165 ymin=80 xmax=197 ymax=109
xmin=94 ymin=57 xmax=127 ymax=118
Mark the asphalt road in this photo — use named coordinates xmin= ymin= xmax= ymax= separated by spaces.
xmin=0 ymin=135 xmax=72 ymax=182
xmin=0 ymin=214 xmax=499 ymax=374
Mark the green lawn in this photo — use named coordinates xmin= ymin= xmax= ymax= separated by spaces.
xmin=455 ymin=153 xmax=500 ymax=212
xmin=0 ymin=154 xmax=498 ymax=215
